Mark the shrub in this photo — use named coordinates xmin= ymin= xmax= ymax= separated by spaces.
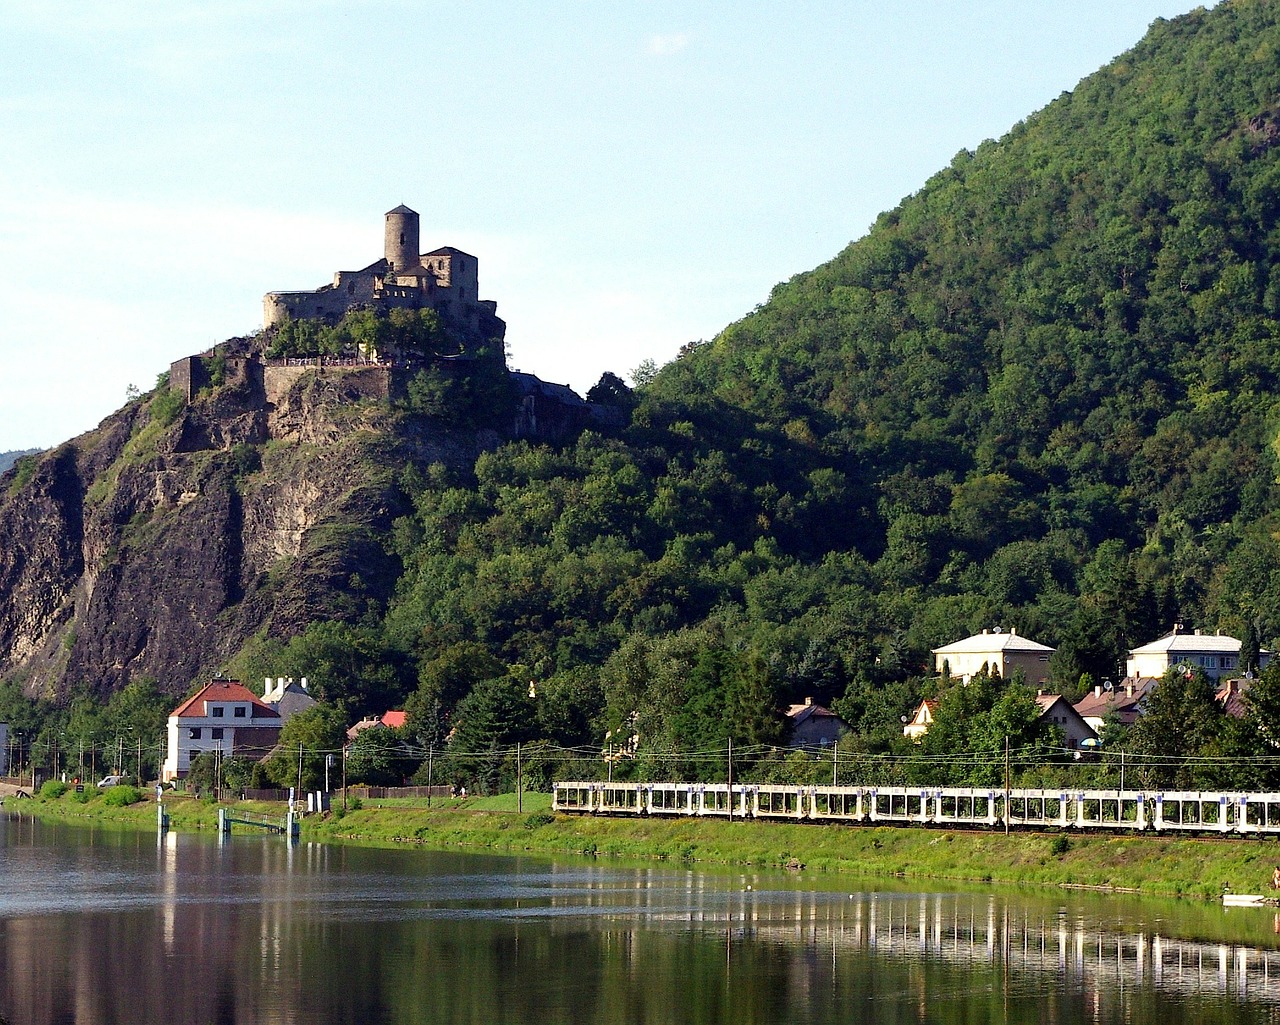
xmin=102 ymin=784 xmax=141 ymax=807
xmin=524 ymin=811 xmax=555 ymax=830
xmin=1049 ymin=835 xmax=1071 ymax=857
xmin=40 ymin=780 xmax=68 ymax=800
xmin=348 ymin=797 xmax=363 ymax=811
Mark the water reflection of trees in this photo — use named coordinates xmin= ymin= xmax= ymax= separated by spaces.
xmin=5 ymin=825 xmax=1280 ymax=1024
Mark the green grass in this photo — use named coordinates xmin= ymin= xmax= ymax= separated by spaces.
xmin=13 ymin=789 xmax=1273 ymax=900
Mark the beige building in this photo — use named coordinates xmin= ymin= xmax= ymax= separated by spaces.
xmin=932 ymin=628 xmax=1054 ymax=684
xmin=1125 ymin=627 xmax=1271 ymax=681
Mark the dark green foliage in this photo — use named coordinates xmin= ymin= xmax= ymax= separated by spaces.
xmin=263 ymin=705 xmax=348 ymax=792
xmin=267 ymin=308 xmax=452 ymax=361
xmin=39 ymin=780 xmax=67 ymax=799
xmin=345 ymin=725 xmax=407 ymax=787
xmin=102 ymin=784 xmax=141 ymax=807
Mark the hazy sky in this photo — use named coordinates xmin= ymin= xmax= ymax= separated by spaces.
xmin=0 ymin=1 xmax=1203 ymax=451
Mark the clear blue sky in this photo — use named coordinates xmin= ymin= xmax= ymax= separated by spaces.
xmin=0 ymin=1 xmax=1204 ymax=451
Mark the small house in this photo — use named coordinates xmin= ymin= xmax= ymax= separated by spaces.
xmin=1034 ymin=692 xmax=1098 ymax=750
xmin=1072 ymin=678 xmax=1154 ymax=736
xmin=785 ymin=698 xmax=848 ymax=749
xmin=902 ymin=699 xmax=938 ymax=742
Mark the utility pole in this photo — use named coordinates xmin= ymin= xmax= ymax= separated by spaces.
xmin=517 ymin=741 xmax=523 ymax=814
xmin=832 ymin=742 xmax=838 ymax=787
xmin=427 ymin=744 xmax=434 ymax=807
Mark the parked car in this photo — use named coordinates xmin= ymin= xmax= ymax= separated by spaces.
xmin=97 ymin=775 xmax=125 ymax=789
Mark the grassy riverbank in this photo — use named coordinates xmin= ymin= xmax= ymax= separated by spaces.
xmin=9 ymin=789 xmax=1275 ymax=900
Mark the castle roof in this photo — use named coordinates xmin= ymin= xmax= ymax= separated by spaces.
xmin=387 ymin=204 xmax=417 ymax=215
xmin=511 ymin=372 xmax=587 ymax=406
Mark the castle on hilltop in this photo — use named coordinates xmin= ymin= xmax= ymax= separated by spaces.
xmin=262 ymin=205 xmax=504 ymax=341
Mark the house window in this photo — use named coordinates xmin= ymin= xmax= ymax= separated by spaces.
xmin=234 ymin=706 xmax=246 ymax=718
xmin=211 ymin=728 xmax=224 ymax=740
xmin=189 ymin=728 xmax=202 ymax=740
xmin=212 ymin=706 xmax=224 ymax=718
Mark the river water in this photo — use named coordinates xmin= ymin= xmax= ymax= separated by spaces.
xmin=4 ymin=814 xmax=1280 ymax=1024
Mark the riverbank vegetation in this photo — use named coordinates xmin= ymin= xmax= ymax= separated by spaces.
xmin=10 ymin=786 xmax=1276 ymax=902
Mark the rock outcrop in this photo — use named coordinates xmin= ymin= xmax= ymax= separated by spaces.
xmin=0 ymin=362 xmax=513 ymax=700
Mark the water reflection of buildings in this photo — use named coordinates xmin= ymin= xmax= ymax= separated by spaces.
xmin=651 ymin=886 xmax=1280 ymax=1005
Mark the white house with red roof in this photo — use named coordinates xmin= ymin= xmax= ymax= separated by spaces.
xmin=162 ymin=678 xmax=282 ymax=782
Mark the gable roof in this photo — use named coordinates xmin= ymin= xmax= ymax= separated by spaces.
xmin=933 ymin=629 xmax=1053 ymax=655
xmin=1073 ymin=678 xmax=1155 ymax=722
xmin=171 ymin=680 xmax=280 ymax=720
xmin=381 ymin=711 xmax=407 ymax=729
xmin=785 ymin=699 xmax=843 ymax=728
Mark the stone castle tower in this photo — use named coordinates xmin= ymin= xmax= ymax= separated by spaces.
xmin=261 ymin=204 xmax=504 ymax=340
xmin=384 ymin=204 xmax=420 ymax=273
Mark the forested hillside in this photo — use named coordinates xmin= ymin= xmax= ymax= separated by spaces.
xmin=6 ymin=0 xmax=1280 ymax=792
xmin=377 ymin=1 xmax=1280 ymax=758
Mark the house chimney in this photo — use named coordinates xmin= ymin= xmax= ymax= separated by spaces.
xmin=805 ymin=696 xmax=813 ymax=706
xmin=982 ymin=628 xmax=989 ymax=635
xmin=301 ymin=677 xmax=308 ymax=691
xmin=1094 ymin=686 xmax=1101 ymax=698
xmin=1010 ymin=627 xmax=1017 ymax=635
xmin=1194 ymin=628 xmax=1202 ymax=636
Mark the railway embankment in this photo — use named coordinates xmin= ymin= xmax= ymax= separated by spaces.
xmin=9 ymin=788 xmax=1276 ymax=900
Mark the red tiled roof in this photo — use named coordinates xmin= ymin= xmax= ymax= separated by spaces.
xmin=381 ymin=711 xmax=407 ymax=729
xmin=171 ymin=680 xmax=280 ymax=720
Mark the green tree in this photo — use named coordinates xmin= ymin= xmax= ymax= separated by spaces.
xmin=263 ymin=705 xmax=347 ymax=792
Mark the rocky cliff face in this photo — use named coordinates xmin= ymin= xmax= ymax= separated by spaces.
xmin=0 ymin=363 xmax=501 ymax=700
